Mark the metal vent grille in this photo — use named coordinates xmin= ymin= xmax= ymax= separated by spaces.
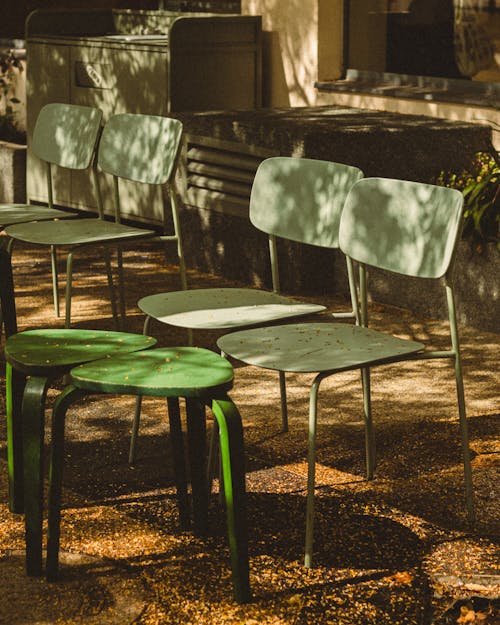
xmin=180 ymin=134 xmax=277 ymax=218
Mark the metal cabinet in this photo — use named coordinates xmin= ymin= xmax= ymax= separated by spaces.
xmin=25 ymin=9 xmax=262 ymax=224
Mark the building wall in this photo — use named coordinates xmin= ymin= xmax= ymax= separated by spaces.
xmin=242 ymin=0 xmax=499 ymax=148
xmin=241 ymin=0 xmax=344 ymax=106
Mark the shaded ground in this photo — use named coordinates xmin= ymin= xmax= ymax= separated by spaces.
xmin=0 ymin=240 xmax=498 ymax=624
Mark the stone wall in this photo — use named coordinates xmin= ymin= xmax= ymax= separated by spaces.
xmin=173 ymin=106 xmax=499 ymax=332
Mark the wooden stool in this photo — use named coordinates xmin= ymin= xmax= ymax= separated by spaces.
xmin=46 ymin=347 xmax=250 ymax=603
xmin=4 ymin=329 xmax=156 ymax=571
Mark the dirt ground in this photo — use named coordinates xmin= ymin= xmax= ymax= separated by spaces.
xmin=0 ymin=240 xmax=498 ymax=625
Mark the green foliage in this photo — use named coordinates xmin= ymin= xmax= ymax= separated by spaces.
xmin=436 ymin=150 xmax=499 ymax=252
xmin=0 ymin=48 xmax=25 ymax=144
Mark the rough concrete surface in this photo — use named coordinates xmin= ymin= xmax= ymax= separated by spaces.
xmin=0 ymin=240 xmax=498 ymax=624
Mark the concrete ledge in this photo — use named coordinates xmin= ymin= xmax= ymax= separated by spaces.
xmin=175 ymin=106 xmax=492 ymax=182
xmin=173 ymin=106 xmax=497 ymax=333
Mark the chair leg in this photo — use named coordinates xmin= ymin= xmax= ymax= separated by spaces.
xmin=22 ymin=376 xmax=50 ymax=576
xmin=64 ymin=250 xmax=74 ymax=329
xmin=170 ymin=183 xmax=187 ymax=293
xmin=185 ymin=398 xmax=208 ymax=536
xmin=6 ymin=363 xmax=26 ymax=513
xmin=103 ymin=247 xmax=119 ymax=331
xmin=446 ymin=283 xmax=475 ymax=525
xmin=116 ymin=246 xmax=126 ymax=327
xmin=50 ymin=245 xmax=60 ymax=318
xmin=128 ymin=316 xmax=152 ymax=464
xmin=454 ymin=356 xmax=475 ymax=525
xmin=279 ymin=371 xmax=288 ymax=432
xmin=361 ymin=367 xmax=375 ymax=480
xmin=166 ymin=397 xmax=190 ymax=530
xmin=211 ymin=397 xmax=250 ymax=604
xmin=46 ymin=385 xmax=86 ymax=580
xmin=304 ymin=375 xmax=323 ymax=569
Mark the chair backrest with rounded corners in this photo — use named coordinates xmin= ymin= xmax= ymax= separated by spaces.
xmin=249 ymin=156 xmax=364 ymax=248
xmin=339 ymin=177 xmax=464 ymax=279
xmin=32 ymin=103 xmax=103 ymax=170
xmin=97 ymin=114 xmax=183 ymax=185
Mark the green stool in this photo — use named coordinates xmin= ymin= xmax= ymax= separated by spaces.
xmin=5 ymin=330 xmax=156 ymax=572
xmin=46 ymin=347 xmax=250 ymax=603
xmin=1 ymin=242 xmax=156 ymax=577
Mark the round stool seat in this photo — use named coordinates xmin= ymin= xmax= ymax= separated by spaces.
xmin=69 ymin=347 xmax=234 ymax=397
xmin=5 ymin=329 xmax=156 ymax=377
xmin=47 ymin=347 xmax=249 ymax=602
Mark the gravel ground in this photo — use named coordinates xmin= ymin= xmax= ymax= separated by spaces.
xmin=0 ymin=240 xmax=498 ymax=625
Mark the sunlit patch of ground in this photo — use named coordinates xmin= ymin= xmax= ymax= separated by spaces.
xmin=0 ymin=242 xmax=497 ymax=624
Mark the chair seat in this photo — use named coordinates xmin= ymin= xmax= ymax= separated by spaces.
xmin=218 ymin=322 xmax=425 ymax=374
xmin=5 ymin=329 xmax=156 ymax=377
xmin=138 ymin=288 xmax=326 ymax=330
xmin=5 ymin=218 xmax=156 ymax=246
xmin=0 ymin=204 xmax=77 ymax=227
xmin=69 ymin=347 xmax=235 ymax=397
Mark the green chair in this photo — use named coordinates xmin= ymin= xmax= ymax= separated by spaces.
xmin=5 ymin=113 xmax=186 ymax=329
xmin=45 ymin=347 xmax=250 ymax=603
xmin=0 ymin=103 xmax=104 ymax=322
xmin=0 ymin=248 xmax=156 ymax=574
xmin=130 ymin=156 xmax=364 ymax=462
xmin=218 ymin=177 xmax=474 ymax=567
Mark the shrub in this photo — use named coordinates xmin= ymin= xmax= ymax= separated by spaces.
xmin=436 ymin=149 xmax=499 ymax=253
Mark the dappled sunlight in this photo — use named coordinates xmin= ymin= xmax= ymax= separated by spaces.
xmin=32 ymin=104 xmax=102 ymax=171
xmin=69 ymin=346 xmax=234 ymax=398
xmin=6 ymin=107 xmax=185 ymax=327
xmin=6 ymin=329 xmax=155 ymax=372
xmin=246 ymin=0 xmax=319 ymax=106
xmin=340 ymin=178 xmax=464 ymax=279
xmin=250 ymin=156 xmax=363 ymax=248
xmin=140 ymin=287 xmax=325 ymax=330
xmin=219 ymin=322 xmax=424 ymax=374
xmin=98 ymin=114 xmax=182 ymax=186
xmin=0 ymin=237 xmax=497 ymax=623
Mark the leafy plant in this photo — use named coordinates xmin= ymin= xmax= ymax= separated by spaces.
xmin=0 ymin=48 xmax=25 ymax=144
xmin=436 ymin=149 xmax=500 ymax=253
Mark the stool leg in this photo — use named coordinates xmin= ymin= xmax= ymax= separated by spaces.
xmin=185 ymin=398 xmax=208 ymax=536
xmin=207 ymin=419 xmax=220 ymax=497
xmin=211 ymin=397 xmax=250 ymax=604
xmin=46 ymin=385 xmax=85 ymax=580
xmin=166 ymin=397 xmax=190 ymax=530
xmin=22 ymin=376 xmax=50 ymax=576
xmin=6 ymin=363 xmax=26 ymax=513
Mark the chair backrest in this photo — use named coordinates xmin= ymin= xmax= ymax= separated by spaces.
xmin=32 ymin=103 xmax=103 ymax=170
xmin=339 ymin=177 xmax=464 ymax=279
xmin=249 ymin=156 xmax=364 ymax=248
xmin=97 ymin=114 xmax=183 ymax=185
